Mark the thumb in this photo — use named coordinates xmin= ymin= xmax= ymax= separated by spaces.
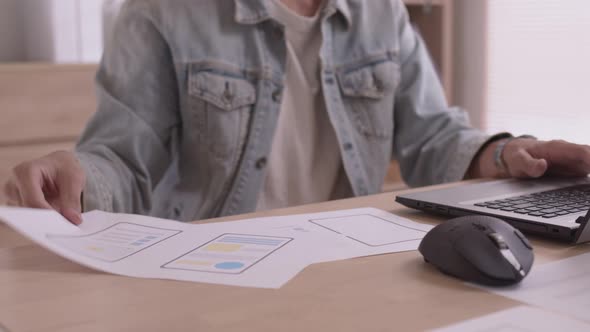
xmin=519 ymin=154 xmax=548 ymax=178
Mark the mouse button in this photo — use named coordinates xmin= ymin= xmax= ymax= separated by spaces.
xmin=471 ymin=221 xmax=490 ymax=233
xmin=440 ymin=220 xmax=464 ymax=235
xmin=453 ymin=235 xmax=516 ymax=281
xmin=514 ymin=229 xmax=533 ymax=250
xmin=487 ymin=233 xmax=509 ymax=250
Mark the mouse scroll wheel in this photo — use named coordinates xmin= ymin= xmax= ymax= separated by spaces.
xmin=488 ymin=233 xmax=509 ymax=250
xmin=488 ymin=232 xmax=526 ymax=277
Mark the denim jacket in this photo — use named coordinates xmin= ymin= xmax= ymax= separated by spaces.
xmin=76 ymin=0 xmax=492 ymax=221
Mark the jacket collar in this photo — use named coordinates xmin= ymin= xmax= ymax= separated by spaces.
xmin=234 ymin=0 xmax=352 ymax=26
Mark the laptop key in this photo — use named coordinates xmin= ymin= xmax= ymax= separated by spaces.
xmin=542 ymin=214 xmax=558 ymax=218
xmin=528 ymin=212 xmax=545 ymax=217
xmin=514 ymin=209 xmax=530 ymax=214
xmin=513 ymin=203 xmax=535 ymax=209
xmin=540 ymin=208 xmax=561 ymax=214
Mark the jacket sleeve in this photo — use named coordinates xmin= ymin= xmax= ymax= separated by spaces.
xmin=76 ymin=1 xmax=180 ymax=214
xmin=392 ymin=1 xmax=493 ymax=187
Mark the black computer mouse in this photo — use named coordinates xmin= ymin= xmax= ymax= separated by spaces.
xmin=419 ymin=215 xmax=534 ymax=286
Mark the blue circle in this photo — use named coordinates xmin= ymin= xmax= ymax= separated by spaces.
xmin=215 ymin=262 xmax=245 ymax=270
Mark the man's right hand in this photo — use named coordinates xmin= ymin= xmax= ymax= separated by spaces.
xmin=3 ymin=151 xmax=86 ymax=225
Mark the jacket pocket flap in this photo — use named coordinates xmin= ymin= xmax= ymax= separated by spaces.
xmin=189 ymin=71 xmax=256 ymax=110
xmin=338 ymin=60 xmax=399 ymax=99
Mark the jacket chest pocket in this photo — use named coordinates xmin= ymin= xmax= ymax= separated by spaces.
xmin=188 ymin=70 xmax=256 ymax=162
xmin=337 ymin=59 xmax=400 ymax=140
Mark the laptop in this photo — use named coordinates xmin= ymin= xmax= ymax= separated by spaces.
xmin=395 ymin=177 xmax=590 ymax=243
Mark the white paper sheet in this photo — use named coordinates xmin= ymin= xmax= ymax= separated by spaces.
xmin=0 ymin=207 xmax=432 ymax=289
xmin=479 ymin=251 xmax=590 ymax=323
xmin=433 ymin=306 xmax=590 ymax=332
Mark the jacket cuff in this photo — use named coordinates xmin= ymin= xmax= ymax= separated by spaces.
xmin=444 ymin=132 xmax=512 ymax=183
xmin=76 ymin=152 xmax=114 ymax=213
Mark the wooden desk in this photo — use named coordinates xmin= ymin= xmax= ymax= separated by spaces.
xmin=1 ymin=181 xmax=589 ymax=332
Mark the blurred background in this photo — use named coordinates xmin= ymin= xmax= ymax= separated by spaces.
xmin=1 ymin=0 xmax=588 ymax=143
xmin=0 ymin=0 xmax=588 ymax=195
xmin=0 ymin=0 xmax=123 ymax=63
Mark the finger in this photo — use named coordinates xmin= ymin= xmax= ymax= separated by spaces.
xmin=61 ymin=207 xmax=82 ymax=226
xmin=55 ymin=172 xmax=85 ymax=225
xmin=4 ymin=194 xmax=21 ymax=207
xmin=530 ymin=141 xmax=590 ymax=176
xmin=13 ymin=165 xmax=52 ymax=209
xmin=527 ymin=158 xmax=548 ymax=178
xmin=3 ymin=180 xmax=21 ymax=206
xmin=509 ymin=150 xmax=548 ymax=178
xmin=580 ymin=145 xmax=590 ymax=173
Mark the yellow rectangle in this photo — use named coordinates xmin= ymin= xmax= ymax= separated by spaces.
xmin=87 ymin=246 xmax=104 ymax=252
xmin=204 ymin=243 xmax=242 ymax=252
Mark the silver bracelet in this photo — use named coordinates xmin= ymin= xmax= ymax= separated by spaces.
xmin=494 ymin=135 xmax=536 ymax=173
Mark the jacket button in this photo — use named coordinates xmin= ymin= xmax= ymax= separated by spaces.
xmin=274 ymin=25 xmax=284 ymax=38
xmin=173 ymin=206 xmax=182 ymax=218
xmin=272 ymin=89 xmax=282 ymax=103
xmin=255 ymin=157 xmax=267 ymax=169
xmin=343 ymin=142 xmax=353 ymax=150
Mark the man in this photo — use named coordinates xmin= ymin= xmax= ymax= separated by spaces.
xmin=4 ymin=0 xmax=590 ymax=225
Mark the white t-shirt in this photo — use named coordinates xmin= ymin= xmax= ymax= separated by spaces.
xmin=256 ymin=0 xmax=343 ymax=211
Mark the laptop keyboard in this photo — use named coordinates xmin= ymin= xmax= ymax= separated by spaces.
xmin=474 ymin=184 xmax=590 ymax=219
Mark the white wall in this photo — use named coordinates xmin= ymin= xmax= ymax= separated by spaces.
xmin=485 ymin=0 xmax=590 ymax=144
xmin=21 ymin=0 xmax=61 ymax=62
xmin=453 ymin=0 xmax=488 ymax=130
xmin=0 ymin=0 xmax=24 ymax=61
xmin=1 ymin=0 xmax=108 ymax=63
xmin=80 ymin=0 xmax=108 ymax=61
xmin=24 ymin=0 xmax=106 ymax=63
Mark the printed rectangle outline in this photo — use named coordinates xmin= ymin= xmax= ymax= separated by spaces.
xmin=308 ymin=214 xmax=426 ymax=247
xmin=160 ymin=233 xmax=293 ymax=275
xmin=46 ymin=222 xmax=183 ymax=262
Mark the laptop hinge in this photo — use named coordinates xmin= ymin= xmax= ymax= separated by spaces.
xmin=573 ymin=208 xmax=590 ymax=244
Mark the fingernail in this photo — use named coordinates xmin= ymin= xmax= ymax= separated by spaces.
xmin=533 ymin=160 xmax=547 ymax=177
xmin=62 ymin=207 xmax=83 ymax=225
xmin=72 ymin=213 xmax=83 ymax=225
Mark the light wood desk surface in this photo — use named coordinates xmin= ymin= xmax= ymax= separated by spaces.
xmin=1 ymin=181 xmax=589 ymax=332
